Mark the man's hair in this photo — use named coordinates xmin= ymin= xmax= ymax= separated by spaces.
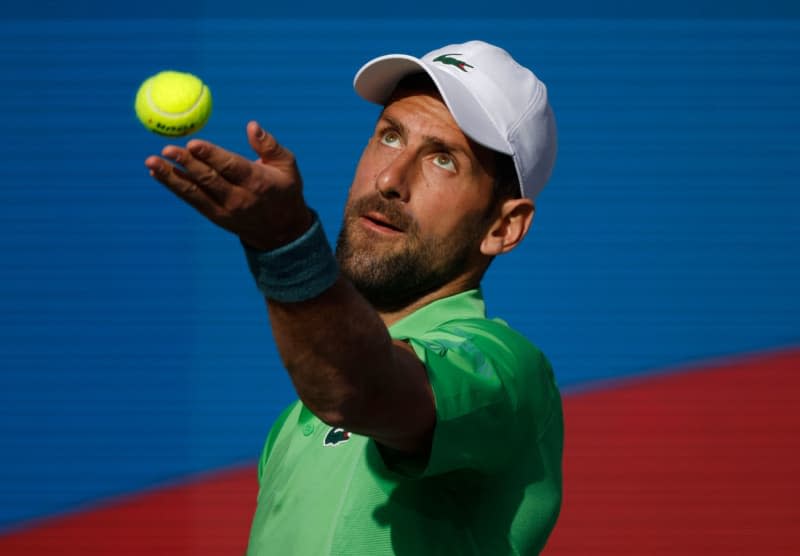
xmin=392 ymin=72 xmax=521 ymax=214
xmin=490 ymin=151 xmax=521 ymax=212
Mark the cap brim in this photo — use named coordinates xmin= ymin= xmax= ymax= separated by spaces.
xmin=353 ymin=54 xmax=513 ymax=156
xmin=353 ymin=54 xmax=428 ymax=105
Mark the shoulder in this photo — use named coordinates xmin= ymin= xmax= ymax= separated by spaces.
xmin=410 ymin=316 xmax=549 ymax=377
xmin=414 ymin=316 xmax=559 ymax=423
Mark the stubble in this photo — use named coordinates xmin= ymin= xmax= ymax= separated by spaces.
xmin=335 ymin=193 xmax=488 ymax=313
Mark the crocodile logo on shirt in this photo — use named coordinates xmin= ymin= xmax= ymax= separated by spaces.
xmin=432 ymin=54 xmax=474 ymax=72
xmin=323 ymin=427 xmax=351 ymax=447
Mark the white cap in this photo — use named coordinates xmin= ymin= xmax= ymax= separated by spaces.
xmin=353 ymin=40 xmax=557 ymax=200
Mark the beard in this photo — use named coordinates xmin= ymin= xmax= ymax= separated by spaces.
xmin=335 ymin=193 xmax=489 ymax=313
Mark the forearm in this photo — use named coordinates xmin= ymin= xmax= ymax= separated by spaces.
xmin=266 ymin=276 xmax=433 ymax=452
xmin=267 ymin=276 xmax=391 ymax=419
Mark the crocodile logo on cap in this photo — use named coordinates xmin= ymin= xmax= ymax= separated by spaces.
xmin=433 ymin=54 xmax=474 ymax=72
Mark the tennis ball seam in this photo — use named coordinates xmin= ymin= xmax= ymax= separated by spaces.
xmin=145 ymin=82 xmax=208 ymax=118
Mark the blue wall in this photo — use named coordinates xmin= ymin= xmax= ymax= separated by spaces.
xmin=1 ymin=5 xmax=798 ymax=530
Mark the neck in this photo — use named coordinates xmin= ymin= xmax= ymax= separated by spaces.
xmin=377 ymin=273 xmax=480 ymax=327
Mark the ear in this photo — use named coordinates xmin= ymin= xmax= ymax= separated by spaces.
xmin=480 ymin=198 xmax=535 ymax=256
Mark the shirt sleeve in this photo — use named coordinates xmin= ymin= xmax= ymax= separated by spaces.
xmin=391 ymin=321 xmax=547 ymax=478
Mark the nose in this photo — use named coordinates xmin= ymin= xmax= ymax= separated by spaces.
xmin=375 ymin=149 xmax=414 ymax=202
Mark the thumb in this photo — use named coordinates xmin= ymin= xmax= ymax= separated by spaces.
xmin=247 ymin=121 xmax=294 ymax=165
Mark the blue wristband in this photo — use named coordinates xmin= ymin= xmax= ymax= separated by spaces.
xmin=243 ymin=212 xmax=339 ymax=302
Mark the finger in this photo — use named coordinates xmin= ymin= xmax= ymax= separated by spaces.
xmin=184 ymin=140 xmax=254 ymax=185
xmin=145 ymin=155 xmax=219 ymax=216
xmin=247 ymin=121 xmax=295 ymax=165
xmin=161 ymin=144 xmax=234 ymax=202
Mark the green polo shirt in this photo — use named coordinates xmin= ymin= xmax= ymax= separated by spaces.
xmin=247 ymin=289 xmax=563 ymax=555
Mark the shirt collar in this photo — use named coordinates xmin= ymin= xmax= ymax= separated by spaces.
xmin=388 ymin=289 xmax=486 ymax=339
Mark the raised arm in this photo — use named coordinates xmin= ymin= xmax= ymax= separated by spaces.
xmin=145 ymin=122 xmax=435 ymax=454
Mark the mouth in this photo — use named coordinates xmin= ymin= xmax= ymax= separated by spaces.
xmin=360 ymin=211 xmax=405 ymax=234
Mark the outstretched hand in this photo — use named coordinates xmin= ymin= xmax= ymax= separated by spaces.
xmin=145 ymin=121 xmax=312 ymax=251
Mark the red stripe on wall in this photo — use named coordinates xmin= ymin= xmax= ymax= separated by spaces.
xmin=1 ymin=348 xmax=798 ymax=554
xmin=0 ymin=465 xmax=256 ymax=555
xmin=545 ymin=347 xmax=800 ymax=555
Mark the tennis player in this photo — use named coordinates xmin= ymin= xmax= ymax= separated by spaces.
xmin=146 ymin=40 xmax=563 ymax=555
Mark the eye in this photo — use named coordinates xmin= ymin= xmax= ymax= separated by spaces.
xmin=380 ymin=130 xmax=402 ymax=148
xmin=433 ymin=153 xmax=456 ymax=173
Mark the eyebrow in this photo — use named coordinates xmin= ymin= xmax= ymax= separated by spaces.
xmin=378 ymin=113 xmax=474 ymax=169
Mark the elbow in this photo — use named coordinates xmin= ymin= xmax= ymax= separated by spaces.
xmin=312 ymin=407 xmax=349 ymax=429
xmin=285 ymin=360 xmax=366 ymax=430
xmin=302 ymin=395 xmax=363 ymax=430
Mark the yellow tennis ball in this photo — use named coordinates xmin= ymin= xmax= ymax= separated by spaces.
xmin=135 ymin=70 xmax=212 ymax=137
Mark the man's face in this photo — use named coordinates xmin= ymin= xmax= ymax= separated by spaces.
xmin=335 ymin=85 xmax=497 ymax=312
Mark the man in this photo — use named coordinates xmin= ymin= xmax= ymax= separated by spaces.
xmin=145 ymin=40 xmax=563 ymax=555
